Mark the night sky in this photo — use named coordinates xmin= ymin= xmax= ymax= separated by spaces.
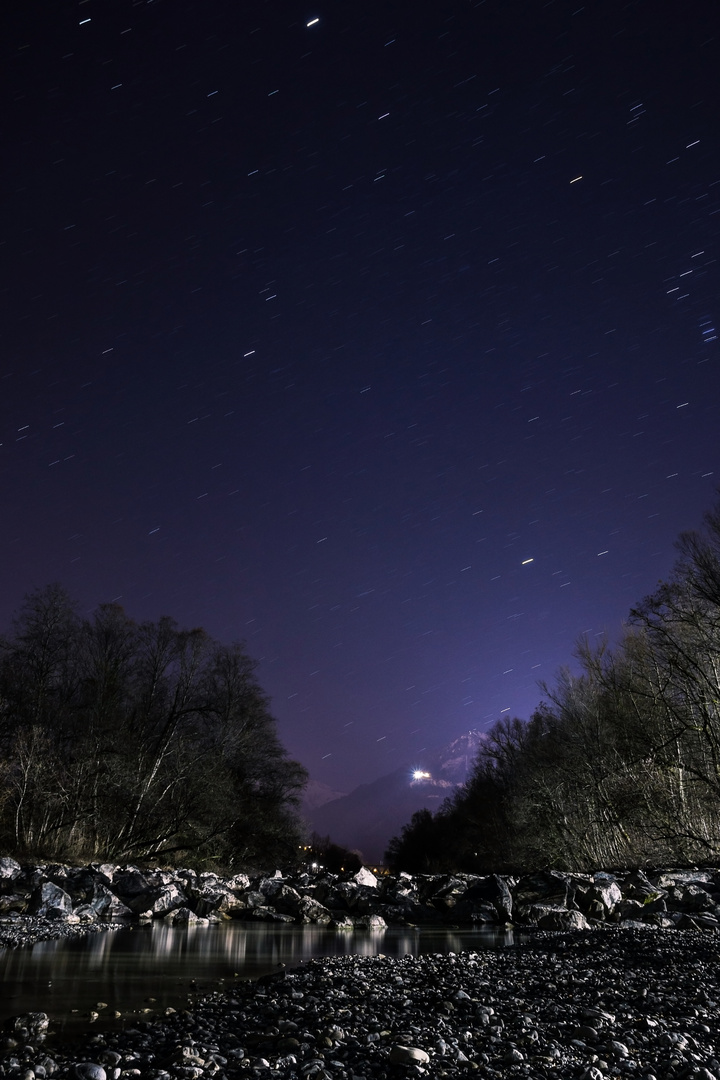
xmin=2 ymin=0 xmax=719 ymax=793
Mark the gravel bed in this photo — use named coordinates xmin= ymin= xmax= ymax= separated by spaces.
xmin=2 ymin=926 xmax=720 ymax=1080
xmin=0 ymin=915 xmax=123 ymax=951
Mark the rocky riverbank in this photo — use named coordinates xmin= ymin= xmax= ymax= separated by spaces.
xmin=3 ymin=926 xmax=720 ymax=1080
xmin=2 ymin=856 xmax=720 ymax=933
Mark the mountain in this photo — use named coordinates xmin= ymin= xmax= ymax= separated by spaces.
xmin=305 ymin=731 xmax=485 ymax=865
xmin=300 ymin=778 xmax=348 ymax=812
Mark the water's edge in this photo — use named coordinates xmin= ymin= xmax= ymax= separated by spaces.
xmin=0 ymin=920 xmax=523 ymax=1035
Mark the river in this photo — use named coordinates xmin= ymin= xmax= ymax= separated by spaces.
xmin=0 ymin=921 xmax=523 ymax=1035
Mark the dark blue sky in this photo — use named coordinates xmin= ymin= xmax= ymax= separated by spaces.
xmin=2 ymin=0 xmax=718 ymax=791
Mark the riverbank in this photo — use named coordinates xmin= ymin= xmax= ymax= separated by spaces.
xmin=2 ymin=857 xmax=720 ymax=932
xmin=2 ymin=925 xmax=719 ymax=1080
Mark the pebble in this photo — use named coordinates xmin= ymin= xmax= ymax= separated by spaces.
xmin=2 ymin=925 xmax=720 ymax=1080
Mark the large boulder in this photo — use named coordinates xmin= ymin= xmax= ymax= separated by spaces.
xmin=79 ymin=881 xmax=132 ymax=919
xmin=111 ymin=868 xmax=152 ymax=902
xmin=515 ymin=902 xmax=552 ymax=924
xmin=91 ymin=863 xmax=117 ymax=884
xmin=620 ymin=869 xmax=665 ymax=903
xmin=352 ymin=867 xmax=378 ymax=888
xmin=312 ymin=878 xmax=345 ymax=909
xmin=653 ymin=869 xmax=715 ymax=888
xmin=191 ymin=884 xmax=244 ymax=917
xmin=0 ymin=856 xmax=22 ymax=891
xmin=225 ymin=872 xmax=251 ymax=892
xmin=453 ymin=899 xmax=500 ymax=924
xmin=148 ymin=883 xmax=188 ymax=917
xmin=15 ymin=865 xmax=48 ymax=893
xmin=28 ymin=881 xmax=73 ymax=919
xmin=333 ymin=880 xmax=367 ymax=911
xmin=665 ymin=883 xmax=716 ymax=913
xmin=588 ymin=873 xmax=622 ymax=915
xmin=464 ymin=874 xmax=513 ymax=922
xmin=296 ymin=896 xmax=333 ymax=923
xmin=354 ymin=913 xmax=387 ymax=929
xmin=7 ymin=1013 xmax=50 ymax=1043
xmin=428 ymin=876 xmax=469 ymax=914
xmin=164 ymin=906 xmax=208 ymax=925
xmin=537 ymin=908 xmax=591 ymax=931
xmin=0 ymin=894 xmax=27 ymax=914
xmin=267 ymin=884 xmax=303 ymax=916
xmin=513 ymin=871 xmax=571 ymax=909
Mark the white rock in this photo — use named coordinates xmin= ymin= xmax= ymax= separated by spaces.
xmin=389 ymin=1045 xmax=430 ymax=1065
xmin=352 ymin=867 xmax=378 ymax=888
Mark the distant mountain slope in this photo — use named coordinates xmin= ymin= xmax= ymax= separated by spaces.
xmin=300 ymin=778 xmax=348 ymax=813
xmin=305 ymin=731 xmax=485 ymax=864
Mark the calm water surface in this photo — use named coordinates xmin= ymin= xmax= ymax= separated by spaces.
xmin=0 ymin=922 xmax=523 ymax=1034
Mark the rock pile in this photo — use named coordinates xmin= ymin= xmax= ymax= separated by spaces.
xmin=3 ymin=927 xmax=720 ymax=1080
xmin=2 ymin=856 xmax=720 ymax=934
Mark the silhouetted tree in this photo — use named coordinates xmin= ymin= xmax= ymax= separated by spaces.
xmin=388 ymin=498 xmax=720 ymax=871
xmin=0 ymin=586 xmax=307 ymax=867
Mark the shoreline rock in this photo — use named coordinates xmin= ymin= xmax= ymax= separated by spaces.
xmin=2 ymin=856 xmax=720 ymax=935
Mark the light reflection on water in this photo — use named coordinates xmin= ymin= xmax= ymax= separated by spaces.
xmin=0 ymin=922 xmax=521 ymax=1034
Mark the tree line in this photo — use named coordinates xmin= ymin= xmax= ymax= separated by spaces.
xmin=0 ymin=585 xmax=307 ymax=867
xmin=387 ymin=500 xmax=720 ymax=873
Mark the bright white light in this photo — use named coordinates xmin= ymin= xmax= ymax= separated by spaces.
xmin=307 ymin=17 xmax=320 ymax=26
xmin=412 ymin=770 xmax=431 ymax=780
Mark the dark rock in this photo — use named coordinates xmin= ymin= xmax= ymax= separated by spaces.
xmin=73 ymin=1064 xmax=106 ymax=1080
xmin=666 ymin=883 xmax=715 ymax=913
xmin=0 ymin=894 xmax=27 ymax=914
xmin=296 ymin=897 xmax=333 ymax=924
xmin=513 ymin=870 xmax=571 ymax=909
xmin=464 ymin=874 xmax=513 ymax=921
xmin=163 ymin=906 xmax=207 ymax=925
xmin=148 ymin=883 xmax=188 ymax=917
xmin=28 ymin=882 xmax=73 ymax=920
xmin=589 ymin=873 xmax=622 ymax=914
xmin=537 ymin=908 xmax=591 ymax=931
xmin=110 ymin=869 xmax=151 ymax=900
xmin=6 ymin=1013 xmax=50 ymax=1041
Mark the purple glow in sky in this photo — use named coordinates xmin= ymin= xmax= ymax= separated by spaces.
xmin=1 ymin=0 xmax=718 ymax=790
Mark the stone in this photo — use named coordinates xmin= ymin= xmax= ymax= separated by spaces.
xmin=9 ymin=1013 xmax=50 ymax=1040
xmin=513 ymin=870 xmax=570 ymax=909
xmin=353 ymin=913 xmax=387 ymax=929
xmin=74 ymin=1065 xmax=107 ymax=1080
xmin=0 ymin=856 xmax=22 ymax=887
xmin=29 ymin=882 xmax=73 ymax=919
xmin=164 ymin=906 xmax=207 ymax=925
xmin=537 ymin=908 xmax=591 ymax=931
xmin=71 ymin=905 xmax=99 ymax=922
xmin=0 ymin=894 xmax=27 ymax=914
xmin=296 ymin=896 xmax=333 ymax=924
xmin=464 ymin=874 xmax=513 ymax=921
xmin=352 ymin=867 xmax=377 ymax=889
xmin=225 ymin=872 xmax=251 ymax=891
xmin=110 ymin=869 xmax=151 ymax=901
xmin=268 ymin=884 xmax=304 ymax=915
xmin=149 ymin=883 xmax=188 ymax=917
xmin=517 ymin=902 xmax=563 ymax=924
xmin=591 ymin=874 xmax=622 ymax=913
xmin=667 ymin=883 xmax=715 ymax=912
xmin=389 ymin=1045 xmax=430 ymax=1064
